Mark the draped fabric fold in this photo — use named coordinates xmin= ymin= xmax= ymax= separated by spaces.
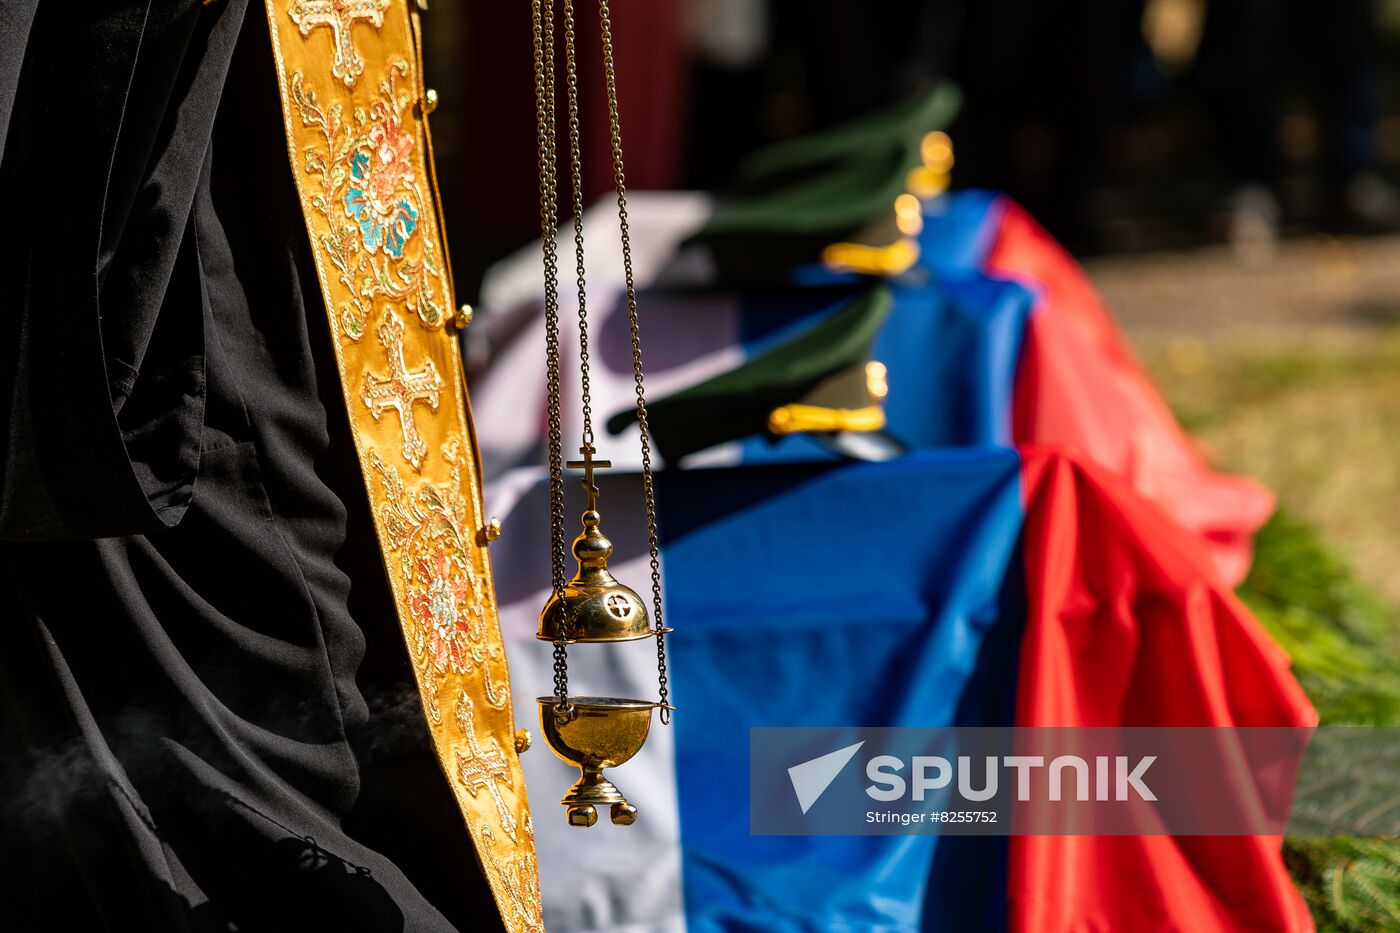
xmin=0 ymin=0 xmax=221 ymax=540
xmin=1011 ymin=445 xmax=1316 ymax=932
xmin=992 ymin=205 xmax=1275 ymax=585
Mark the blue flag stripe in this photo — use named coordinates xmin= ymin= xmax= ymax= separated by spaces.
xmin=659 ymin=448 xmax=1026 ymax=932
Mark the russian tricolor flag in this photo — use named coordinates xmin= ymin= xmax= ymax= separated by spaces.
xmin=474 ymin=191 xmax=1316 ymax=932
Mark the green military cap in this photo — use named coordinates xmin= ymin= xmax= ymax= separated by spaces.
xmin=689 ymin=85 xmax=961 ymax=282
xmin=607 ymin=286 xmax=893 ymax=462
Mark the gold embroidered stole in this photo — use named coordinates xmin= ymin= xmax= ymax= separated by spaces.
xmin=261 ymin=2 xmax=542 ymax=929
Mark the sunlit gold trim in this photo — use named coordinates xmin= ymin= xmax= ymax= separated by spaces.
xmin=768 ymin=403 xmax=887 ymax=435
xmin=921 ymin=130 xmax=955 ymax=173
xmin=821 ymin=237 xmax=920 ymax=276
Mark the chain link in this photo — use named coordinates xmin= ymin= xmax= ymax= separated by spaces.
xmin=530 ymin=0 xmax=571 ymax=712
xmin=561 ymin=0 xmax=596 ymax=449
xmin=596 ymin=0 xmax=670 ymax=723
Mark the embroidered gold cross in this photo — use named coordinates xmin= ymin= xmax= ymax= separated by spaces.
xmin=456 ymin=693 xmax=519 ymax=839
xmin=363 ymin=311 xmax=442 ymax=470
xmin=288 ymin=0 xmax=390 ymax=88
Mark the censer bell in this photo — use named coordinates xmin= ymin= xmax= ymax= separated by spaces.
xmin=528 ymin=0 xmax=673 ymax=828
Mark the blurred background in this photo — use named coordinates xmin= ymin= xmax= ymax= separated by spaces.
xmin=426 ymin=3 xmax=1400 ymax=927
xmin=427 ymin=0 xmax=1400 ymax=634
xmin=430 ymin=0 xmax=1400 ymax=266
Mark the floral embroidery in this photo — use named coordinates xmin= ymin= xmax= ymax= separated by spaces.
xmin=409 ymin=540 xmax=479 ymax=674
xmin=290 ymin=61 xmax=447 ymax=338
xmin=344 ymin=112 xmax=419 ymax=257
xmin=369 ymin=439 xmax=508 ymax=721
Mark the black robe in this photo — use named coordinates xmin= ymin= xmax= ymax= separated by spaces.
xmin=0 ymin=3 xmax=501 ymax=930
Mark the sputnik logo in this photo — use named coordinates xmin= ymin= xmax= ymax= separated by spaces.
xmin=787 ymin=742 xmax=865 ymax=814
xmin=787 ymin=742 xmax=1159 ymax=813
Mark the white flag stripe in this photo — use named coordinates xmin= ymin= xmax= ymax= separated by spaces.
xmin=470 ymin=193 xmax=744 ymax=479
xmin=478 ymin=192 xmax=713 ymax=328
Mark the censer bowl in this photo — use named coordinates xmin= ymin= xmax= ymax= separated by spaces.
xmin=538 ymin=696 xmax=656 ymax=827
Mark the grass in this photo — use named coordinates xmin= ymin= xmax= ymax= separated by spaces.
xmin=1242 ymin=514 xmax=1400 ymax=933
xmin=1095 ymin=241 xmax=1400 ymax=929
xmin=1242 ymin=511 xmax=1400 ymax=728
xmin=1162 ymin=347 xmax=1400 ymax=932
xmin=1148 ymin=325 xmax=1400 ymax=615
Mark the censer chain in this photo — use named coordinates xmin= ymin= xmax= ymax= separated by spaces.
xmin=562 ymin=0 xmax=597 ymax=451
xmin=530 ymin=0 xmax=571 ymax=712
xmin=531 ymin=0 xmax=672 ymax=724
xmin=596 ymin=0 xmax=670 ymax=723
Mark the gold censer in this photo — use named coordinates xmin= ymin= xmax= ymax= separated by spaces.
xmin=529 ymin=0 xmax=672 ymax=828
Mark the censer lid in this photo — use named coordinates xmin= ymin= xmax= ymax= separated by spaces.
xmin=536 ymin=509 xmax=671 ymax=643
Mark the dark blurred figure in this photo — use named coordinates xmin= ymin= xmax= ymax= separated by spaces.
xmin=684 ymin=0 xmax=958 ymax=188
xmin=1198 ymin=0 xmax=1400 ymax=248
xmin=944 ymin=0 xmax=1126 ymax=249
xmin=433 ymin=0 xmax=1400 ymax=281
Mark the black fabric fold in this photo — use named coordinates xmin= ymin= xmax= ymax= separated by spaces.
xmin=1 ymin=0 xmax=217 ymax=539
xmin=0 ymin=5 xmax=500 ymax=929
